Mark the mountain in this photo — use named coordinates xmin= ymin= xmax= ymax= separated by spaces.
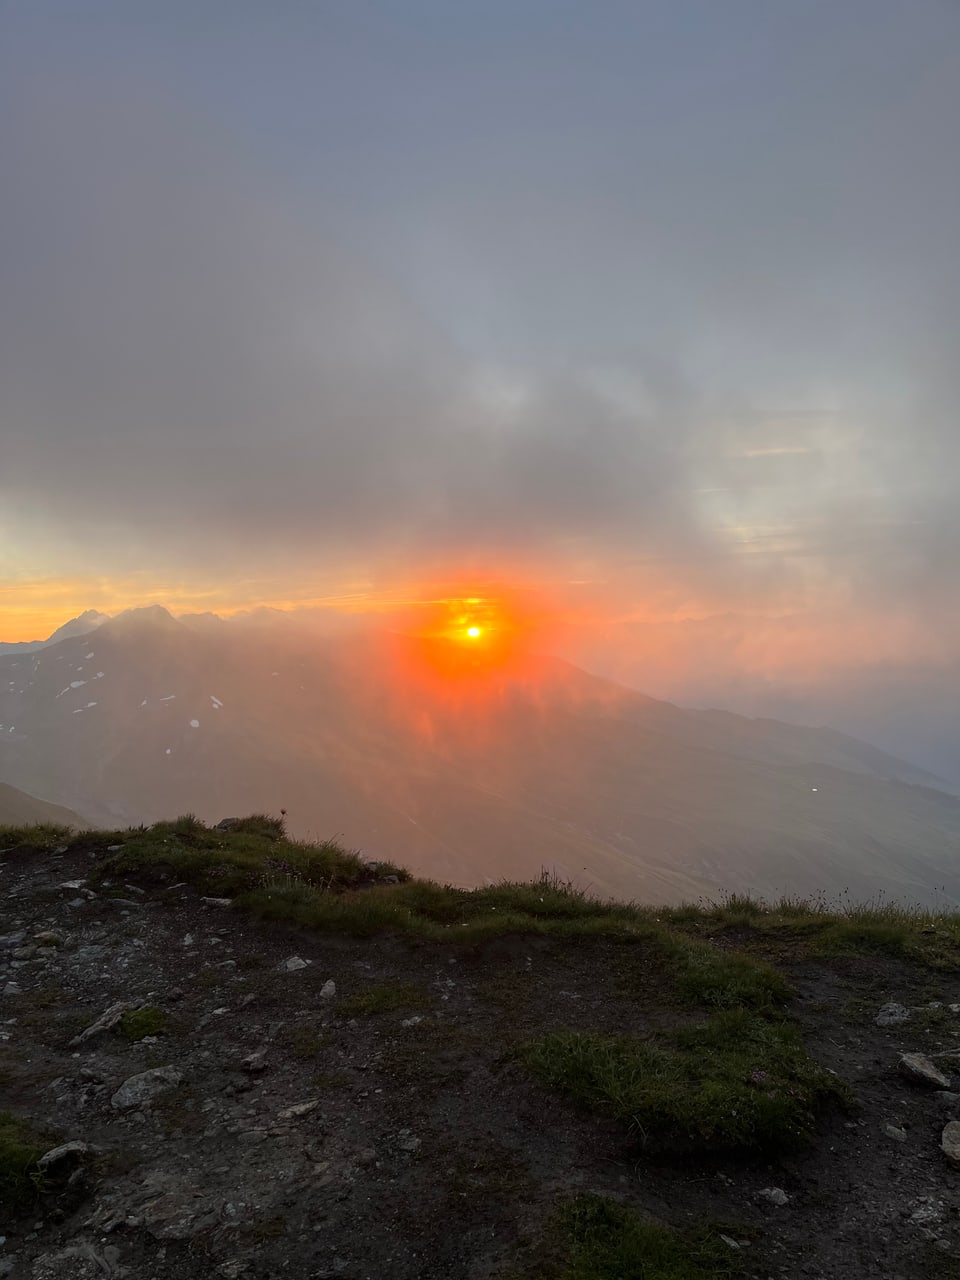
xmin=0 ymin=609 xmax=109 ymax=657
xmin=1 ymin=605 xmax=959 ymax=903
xmin=0 ymin=781 xmax=82 ymax=828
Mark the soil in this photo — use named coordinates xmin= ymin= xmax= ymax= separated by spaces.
xmin=2 ymin=842 xmax=960 ymax=1279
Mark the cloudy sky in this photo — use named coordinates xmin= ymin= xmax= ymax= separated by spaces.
xmin=2 ymin=1 xmax=959 ymax=775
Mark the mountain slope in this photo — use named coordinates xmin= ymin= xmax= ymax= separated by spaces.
xmin=0 ymin=782 xmax=82 ymax=828
xmin=1 ymin=607 xmax=959 ymax=903
xmin=0 ymin=610 xmax=109 ymax=657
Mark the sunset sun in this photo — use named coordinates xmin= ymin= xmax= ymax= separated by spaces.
xmin=466 ymin=625 xmax=482 ymax=639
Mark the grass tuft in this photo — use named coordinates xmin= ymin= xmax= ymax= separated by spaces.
xmin=0 ymin=1112 xmax=46 ymax=1213
xmin=118 ymin=1006 xmax=169 ymax=1041
xmin=519 ymin=1194 xmax=737 ymax=1279
xmin=338 ymin=983 xmax=432 ymax=1017
xmin=0 ymin=823 xmax=71 ymax=851
xmin=522 ymin=1009 xmax=848 ymax=1152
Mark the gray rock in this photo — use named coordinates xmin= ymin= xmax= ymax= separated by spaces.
xmin=396 ymin=1128 xmax=421 ymax=1153
xmin=0 ymin=932 xmax=27 ymax=948
xmin=883 ymin=1124 xmax=908 ymax=1142
xmin=937 ymin=1091 xmax=960 ymax=1107
xmin=37 ymin=1140 xmax=91 ymax=1172
xmin=201 ymin=897 xmax=233 ymax=908
xmin=32 ymin=932 xmax=62 ymax=947
xmin=899 ymin=1053 xmax=952 ymax=1089
xmin=240 ymin=1050 xmax=268 ymax=1074
xmin=942 ymin=1121 xmax=960 ymax=1168
xmin=876 ymin=1002 xmax=911 ymax=1027
xmin=11 ymin=946 xmax=36 ymax=960
xmin=758 ymin=1187 xmax=789 ymax=1206
xmin=70 ymin=1000 xmax=137 ymax=1047
xmin=111 ymin=1065 xmax=184 ymax=1110
xmin=215 ymin=818 xmax=239 ymax=832
xmin=320 ymin=979 xmax=337 ymax=999
xmin=278 ymin=1099 xmax=320 ymax=1119
xmin=280 ymin=956 xmax=310 ymax=972
xmin=3 ymin=982 xmax=23 ymax=996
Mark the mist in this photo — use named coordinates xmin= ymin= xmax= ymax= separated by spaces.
xmin=2 ymin=1 xmax=959 ymax=777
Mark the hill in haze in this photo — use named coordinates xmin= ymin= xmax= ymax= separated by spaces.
xmin=1 ymin=605 xmax=959 ymax=904
xmin=0 ymin=781 xmax=82 ymax=829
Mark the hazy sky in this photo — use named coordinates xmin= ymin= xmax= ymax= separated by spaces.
xmin=2 ymin=2 xmax=959 ymax=774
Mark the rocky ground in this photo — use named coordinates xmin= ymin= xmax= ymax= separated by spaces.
xmin=3 ymin=838 xmax=960 ymax=1279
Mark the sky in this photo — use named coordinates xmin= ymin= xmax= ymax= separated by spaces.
xmin=1 ymin=1 xmax=959 ymax=777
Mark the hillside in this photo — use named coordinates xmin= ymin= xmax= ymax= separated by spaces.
xmin=3 ymin=817 xmax=960 ymax=1279
xmin=0 ymin=783 xmax=81 ymax=829
xmin=1 ymin=607 xmax=959 ymax=904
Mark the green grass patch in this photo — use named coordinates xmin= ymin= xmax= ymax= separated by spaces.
xmin=0 ymin=823 xmax=71 ymax=852
xmin=338 ymin=983 xmax=432 ymax=1017
xmin=522 ymin=1008 xmax=848 ymax=1153
xmin=660 ymin=892 xmax=960 ymax=970
xmin=83 ymin=816 xmax=406 ymax=896
xmin=118 ymin=1006 xmax=169 ymax=1041
xmin=0 ymin=1112 xmax=47 ymax=1214
xmin=519 ymin=1194 xmax=737 ymax=1280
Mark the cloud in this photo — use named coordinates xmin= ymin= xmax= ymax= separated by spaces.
xmin=0 ymin=2 xmax=959 ymax=776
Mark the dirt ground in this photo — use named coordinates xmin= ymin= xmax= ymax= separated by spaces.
xmin=2 ymin=842 xmax=960 ymax=1279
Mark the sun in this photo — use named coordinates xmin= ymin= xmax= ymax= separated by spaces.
xmin=466 ymin=625 xmax=482 ymax=639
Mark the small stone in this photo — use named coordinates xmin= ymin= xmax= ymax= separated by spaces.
xmin=240 ymin=1050 xmax=268 ymax=1074
xmin=278 ymin=1099 xmax=320 ymax=1120
xmin=884 ymin=1124 xmax=908 ymax=1142
xmin=280 ymin=956 xmax=310 ymax=972
xmin=37 ymin=1141 xmax=91 ymax=1172
xmin=899 ymin=1053 xmax=952 ymax=1089
xmin=396 ymin=1129 xmax=421 ymax=1153
xmin=320 ymin=979 xmax=336 ymax=999
xmin=383 ymin=875 xmax=400 ymax=884
xmin=202 ymin=897 xmax=233 ymax=908
xmin=719 ymin=1235 xmax=741 ymax=1250
xmin=32 ymin=932 xmax=63 ymax=947
xmin=876 ymin=1002 xmax=911 ymax=1027
xmin=758 ymin=1187 xmax=789 ymax=1206
xmin=111 ymin=1065 xmax=184 ymax=1110
xmin=183 ymin=934 xmax=195 ymax=947
xmin=11 ymin=946 xmax=36 ymax=960
xmin=942 ymin=1121 xmax=960 ymax=1168
xmin=70 ymin=1000 xmax=137 ymax=1047
xmin=3 ymin=982 xmax=23 ymax=997
xmin=106 ymin=844 xmax=124 ymax=851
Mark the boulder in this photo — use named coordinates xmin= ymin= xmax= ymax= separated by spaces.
xmin=111 ymin=1065 xmax=184 ymax=1110
xmin=899 ymin=1053 xmax=951 ymax=1089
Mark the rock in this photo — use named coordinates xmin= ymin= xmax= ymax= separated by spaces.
xmin=217 ymin=1262 xmax=249 ymax=1279
xmin=884 ymin=1124 xmax=908 ymax=1142
xmin=11 ymin=946 xmax=37 ymax=960
xmin=111 ymin=1065 xmax=184 ymax=1110
xmin=320 ymin=979 xmax=337 ymax=999
xmin=280 ymin=956 xmax=310 ymax=972
xmin=383 ymin=875 xmax=400 ymax=884
xmin=278 ymin=1099 xmax=320 ymax=1120
xmin=0 ymin=931 xmax=27 ymax=948
xmin=936 ymin=1091 xmax=960 ymax=1108
xmin=758 ymin=1187 xmax=789 ymax=1206
xmin=31 ymin=1244 xmax=127 ymax=1280
xmin=941 ymin=1121 xmax=960 ymax=1168
xmin=70 ymin=1001 xmax=138 ymax=1047
xmin=183 ymin=934 xmax=195 ymax=947
xmin=201 ymin=897 xmax=232 ymax=908
xmin=106 ymin=844 xmax=124 ymax=852
xmin=215 ymin=818 xmax=239 ymax=832
xmin=37 ymin=1141 xmax=91 ymax=1172
xmin=58 ymin=880 xmax=86 ymax=891
xmin=32 ymin=932 xmax=62 ymax=947
xmin=401 ymin=1016 xmax=424 ymax=1027
xmin=899 ymin=1053 xmax=952 ymax=1089
xmin=240 ymin=1050 xmax=268 ymax=1074
xmin=3 ymin=982 xmax=23 ymax=996
xmin=876 ymin=1002 xmax=911 ymax=1027
xmin=396 ymin=1129 xmax=421 ymax=1153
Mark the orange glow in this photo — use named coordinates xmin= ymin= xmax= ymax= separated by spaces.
xmin=466 ymin=626 xmax=481 ymax=639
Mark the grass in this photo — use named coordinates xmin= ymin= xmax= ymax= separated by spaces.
xmin=522 ymin=1008 xmax=849 ymax=1153
xmin=661 ymin=892 xmax=960 ymax=970
xmin=85 ymin=815 xmax=407 ymax=896
xmin=517 ymin=1195 xmax=737 ymax=1280
xmin=0 ymin=1112 xmax=47 ymax=1214
xmin=0 ymin=822 xmax=71 ymax=852
xmin=338 ymin=982 xmax=433 ymax=1017
xmin=118 ymin=1006 xmax=169 ymax=1041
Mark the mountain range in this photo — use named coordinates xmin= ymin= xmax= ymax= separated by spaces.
xmin=1 ymin=605 xmax=959 ymax=904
